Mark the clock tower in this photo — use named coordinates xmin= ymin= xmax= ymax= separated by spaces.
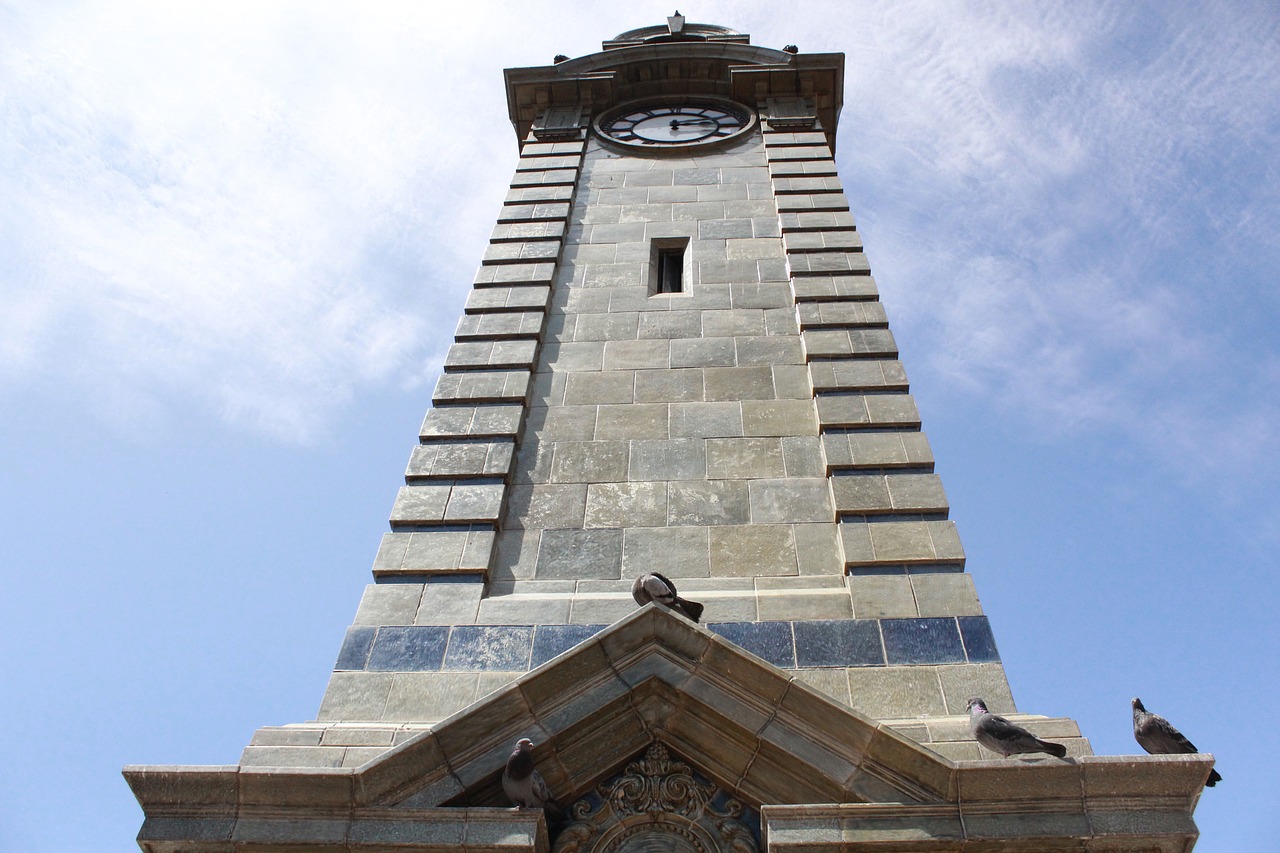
xmin=126 ymin=17 xmax=1212 ymax=853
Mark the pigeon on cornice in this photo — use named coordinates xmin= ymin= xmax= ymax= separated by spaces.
xmin=967 ymin=697 xmax=1068 ymax=759
xmin=632 ymin=572 xmax=704 ymax=622
xmin=1132 ymin=698 xmax=1221 ymax=787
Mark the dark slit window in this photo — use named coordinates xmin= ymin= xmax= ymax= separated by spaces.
xmin=656 ymin=247 xmax=684 ymax=293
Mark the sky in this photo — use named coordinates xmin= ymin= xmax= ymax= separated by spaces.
xmin=1 ymin=1 xmax=1277 ymax=849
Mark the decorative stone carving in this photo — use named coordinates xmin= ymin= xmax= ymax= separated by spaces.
xmin=553 ymin=743 xmax=758 ymax=853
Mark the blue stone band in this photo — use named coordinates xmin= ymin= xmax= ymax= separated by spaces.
xmin=334 ymin=616 xmax=1000 ymax=673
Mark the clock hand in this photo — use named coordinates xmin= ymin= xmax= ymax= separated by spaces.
xmin=667 ymin=118 xmax=718 ymax=128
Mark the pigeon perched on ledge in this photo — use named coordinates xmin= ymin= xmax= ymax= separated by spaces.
xmin=1132 ymin=698 xmax=1221 ymax=787
xmin=967 ymin=697 xmax=1068 ymax=758
xmin=632 ymin=572 xmax=704 ymax=623
xmin=502 ymin=738 xmax=562 ymax=817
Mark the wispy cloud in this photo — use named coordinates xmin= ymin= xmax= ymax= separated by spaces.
xmin=796 ymin=1 xmax=1280 ymax=483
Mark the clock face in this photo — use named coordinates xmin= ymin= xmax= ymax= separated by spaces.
xmin=597 ymin=101 xmax=753 ymax=147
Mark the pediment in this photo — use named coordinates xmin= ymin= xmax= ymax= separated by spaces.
xmin=371 ymin=604 xmax=954 ymax=811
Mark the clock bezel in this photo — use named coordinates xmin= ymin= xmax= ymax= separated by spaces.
xmin=593 ymin=96 xmax=757 ymax=152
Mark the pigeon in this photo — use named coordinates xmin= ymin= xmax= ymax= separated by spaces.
xmin=967 ymin=697 xmax=1068 ymax=759
xmin=632 ymin=572 xmax=704 ymax=622
xmin=1132 ymin=698 xmax=1221 ymax=787
xmin=502 ymin=738 xmax=562 ymax=816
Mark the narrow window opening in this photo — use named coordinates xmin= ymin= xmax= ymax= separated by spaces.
xmin=650 ymin=237 xmax=691 ymax=296
xmin=657 ymin=247 xmax=684 ymax=293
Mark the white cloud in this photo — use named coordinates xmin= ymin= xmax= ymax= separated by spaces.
xmin=2 ymin=0 xmax=1277 ymax=479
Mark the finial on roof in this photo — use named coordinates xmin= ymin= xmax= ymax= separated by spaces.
xmin=667 ymin=11 xmax=685 ymax=35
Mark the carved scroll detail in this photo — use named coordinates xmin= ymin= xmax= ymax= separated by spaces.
xmin=554 ymin=743 xmax=757 ymax=853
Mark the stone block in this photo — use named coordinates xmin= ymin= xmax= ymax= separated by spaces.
xmin=634 ymin=367 xmax=704 ymax=403
xmin=628 ymin=438 xmax=707 ymax=480
xmin=780 ymin=435 xmax=824 ymax=477
xmin=498 ymin=201 xmax=571 ymax=222
xmin=540 ymin=340 xmax=604 ymax=372
xmin=758 ymin=587 xmax=853 ymax=621
xmin=637 ymin=310 xmax=703 ymax=340
xmin=736 ymin=336 xmax=805 ymax=366
xmin=822 ymin=430 xmax=933 ymax=470
xmin=442 ymin=625 xmax=535 ymax=672
xmin=707 ymin=621 xmax=796 ymax=668
xmin=749 ymin=478 xmax=833 ymax=523
xmin=420 ymin=404 xmax=523 ymax=440
xmin=710 ymin=524 xmax=797 ymax=577
xmin=796 ymin=300 xmax=885 ymax=328
xmin=407 ymin=440 xmax=515 ymax=480
xmin=742 ymin=399 xmax=819 ymax=436
xmin=794 ymin=619 xmax=884 ymax=666
xmin=772 ymin=364 xmax=813 ymax=400
xmin=397 ymin=528 xmax=495 ymax=573
xmin=390 ymin=484 xmax=450 ymax=525
xmin=793 ymin=522 xmax=842 ymax=575
xmin=476 ymin=593 xmax=571 ymax=625
xmin=382 ymin=673 xmax=480 ymax=722
xmin=549 ymin=440 xmax=629 ymax=483
xmin=432 ymin=370 xmax=531 ymax=405
xmin=882 ymin=617 xmax=966 ymax=665
xmin=791 ymin=668 xmax=852 ymax=706
xmin=443 ymin=481 xmax=505 ymax=523
xmin=502 ymin=483 xmax=587 ymax=530
xmin=703 ymin=365 xmax=775 ymax=400
xmin=790 ymin=275 xmax=878 ymax=301
xmin=699 ymin=258 xmax=765 ymax=285
xmin=938 ymin=663 xmax=1015 ymax=714
xmin=668 ymin=480 xmax=750 ymax=525
xmin=455 ymin=310 xmax=545 ymax=339
xmin=774 ymin=192 xmax=851 ymax=213
xmin=490 ymin=220 xmax=567 ymax=242
xmin=536 ymin=528 xmax=623 ymax=579
xmin=848 ymin=575 xmax=918 ymax=618
xmin=584 ymin=482 xmax=668 ymax=528
xmin=354 ymin=584 xmax=422 ymax=626
xmin=705 ymin=437 xmax=785 ymax=479
xmin=492 ymin=529 xmax=539 ymax=581
xmin=415 ymin=582 xmax=484 ymax=625
xmin=445 ymin=335 xmax=540 ymax=368
xmin=563 ymin=370 xmax=635 ymax=405
xmin=958 ymin=617 xmax=1001 ymax=663
xmin=317 ymin=672 xmax=394 ymax=721
xmin=911 ymin=573 xmax=983 ymax=617
xmin=729 ymin=281 xmax=792 ymax=309
xmin=602 ymin=338 xmax=669 ymax=370
xmin=847 ymin=665 xmax=947 ymax=719
xmin=569 ymin=594 xmax=637 ymax=624
xmin=595 ymin=402 xmax=669 ymax=439
xmin=669 ymin=401 xmax=744 ymax=438
xmin=670 ymin=336 xmax=736 ymax=368
xmin=528 ymin=405 xmax=598 ymax=442
xmin=623 ymin=526 xmax=711 ymax=578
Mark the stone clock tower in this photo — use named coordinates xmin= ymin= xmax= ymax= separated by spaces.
xmin=126 ymin=16 xmax=1212 ymax=852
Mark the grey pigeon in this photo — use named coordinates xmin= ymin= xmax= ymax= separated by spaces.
xmin=967 ymin=697 xmax=1067 ymax=758
xmin=1132 ymin=698 xmax=1221 ymax=787
xmin=502 ymin=738 xmax=562 ymax=816
xmin=632 ymin=572 xmax=704 ymax=622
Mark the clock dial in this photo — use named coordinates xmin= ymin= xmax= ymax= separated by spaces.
xmin=598 ymin=101 xmax=752 ymax=147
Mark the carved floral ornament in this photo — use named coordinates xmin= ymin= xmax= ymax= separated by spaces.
xmin=553 ymin=743 xmax=758 ymax=853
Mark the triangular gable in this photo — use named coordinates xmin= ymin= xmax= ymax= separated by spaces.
xmin=374 ymin=604 xmax=953 ymax=809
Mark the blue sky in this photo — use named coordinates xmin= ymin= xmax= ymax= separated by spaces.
xmin=2 ymin=1 xmax=1277 ymax=849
